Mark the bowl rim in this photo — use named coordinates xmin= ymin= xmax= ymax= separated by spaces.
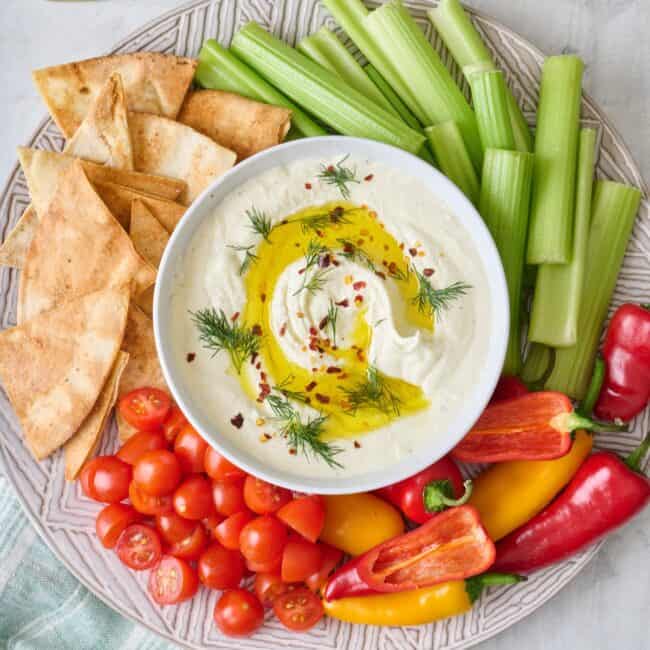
xmin=154 ymin=135 xmax=509 ymax=494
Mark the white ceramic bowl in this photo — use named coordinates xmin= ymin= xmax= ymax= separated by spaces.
xmin=155 ymin=136 xmax=509 ymax=494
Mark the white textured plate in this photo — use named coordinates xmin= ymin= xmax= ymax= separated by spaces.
xmin=0 ymin=1 xmax=648 ymax=648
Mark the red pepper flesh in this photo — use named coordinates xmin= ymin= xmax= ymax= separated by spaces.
xmin=323 ymin=505 xmax=494 ymax=601
xmin=493 ymin=434 xmax=650 ymax=573
xmin=595 ymin=304 xmax=650 ymax=422
xmin=489 ymin=375 xmax=529 ymax=404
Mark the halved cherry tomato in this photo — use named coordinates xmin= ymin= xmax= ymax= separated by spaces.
xmin=273 ymin=587 xmax=324 ymax=631
xmin=204 ymin=447 xmax=247 ymax=482
xmin=212 ymin=479 xmax=247 ymax=516
xmin=116 ymin=524 xmax=162 ymax=570
xmin=155 ymin=512 xmax=196 ymax=545
xmin=173 ymin=423 xmax=208 ymax=474
xmin=133 ymin=450 xmax=182 ymax=497
xmin=243 ymin=476 xmax=291 ymax=514
xmin=214 ymin=510 xmax=254 ymax=550
xmin=116 ymin=431 xmax=167 ymax=465
xmin=148 ymin=555 xmax=198 ymax=605
xmin=276 ymin=495 xmax=325 ymax=543
xmin=246 ymin=556 xmax=282 ymax=573
xmin=254 ymin=571 xmax=298 ymax=607
xmin=203 ymin=513 xmax=225 ymax=538
xmin=95 ymin=503 xmax=141 ymax=549
xmin=80 ymin=456 xmax=132 ymax=503
xmin=198 ymin=543 xmax=245 ymax=590
xmin=173 ymin=475 xmax=215 ymax=520
xmin=161 ymin=404 xmax=187 ymax=444
xmin=129 ymin=481 xmax=173 ymax=516
xmin=214 ymin=589 xmax=264 ymax=637
xmin=281 ymin=537 xmax=322 ymax=582
xmin=169 ymin=523 xmax=208 ymax=561
xmin=239 ymin=515 xmax=287 ymax=566
xmin=119 ymin=388 xmax=171 ymax=432
xmin=305 ymin=544 xmax=343 ymax=592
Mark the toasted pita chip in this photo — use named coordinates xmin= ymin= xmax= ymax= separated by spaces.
xmin=0 ymin=286 xmax=129 ymax=459
xmin=64 ymin=351 xmax=129 ymax=480
xmin=33 ymin=53 xmax=196 ymax=137
xmin=19 ymin=161 xmax=155 ymax=322
xmin=64 ymin=73 xmax=134 ymax=169
xmin=178 ymin=90 xmax=292 ymax=161
xmin=0 ymin=205 xmax=38 ymax=269
xmin=134 ymin=285 xmax=154 ymax=319
xmin=130 ymin=199 xmax=169 ymax=267
xmin=129 ymin=112 xmax=236 ymax=205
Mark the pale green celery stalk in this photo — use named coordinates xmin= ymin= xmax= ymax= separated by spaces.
xmin=364 ymin=64 xmax=422 ymax=130
xmin=529 ymin=129 xmax=597 ymax=346
xmin=426 ymin=122 xmax=479 ymax=205
xmin=479 ymin=149 xmax=535 ymax=375
xmin=297 ymin=27 xmax=396 ymax=114
xmin=469 ymin=69 xmax=515 ymax=152
xmin=196 ymin=40 xmax=326 ymax=137
xmin=526 ymin=55 xmax=584 ymax=264
xmin=364 ymin=0 xmax=482 ymax=171
xmin=546 ymin=180 xmax=642 ymax=398
xmin=506 ymin=91 xmax=534 ymax=154
xmin=521 ymin=343 xmax=553 ymax=386
xmin=230 ymin=23 xmax=425 ymax=154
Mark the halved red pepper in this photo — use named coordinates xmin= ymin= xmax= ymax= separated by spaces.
xmin=452 ymin=391 xmax=623 ymax=463
xmin=323 ymin=505 xmax=494 ymax=601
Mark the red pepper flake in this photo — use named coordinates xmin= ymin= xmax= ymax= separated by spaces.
xmin=327 ymin=165 xmax=335 ymax=173
xmin=315 ymin=393 xmax=331 ymax=404
xmin=335 ymin=298 xmax=349 ymax=308
xmin=332 ymin=259 xmax=341 ymax=267
xmin=326 ymin=366 xmax=342 ymax=374
xmin=230 ymin=413 xmax=244 ymax=428
xmin=423 ymin=268 xmax=435 ymax=277
xmin=309 ymin=326 xmax=318 ymax=336
xmin=305 ymin=182 xmax=312 ymax=190
xmin=319 ymin=316 xmax=329 ymax=330
xmin=357 ymin=238 xmax=365 ymax=246
xmin=231 ymin=312 xmax=240 ymax=322
xmin=315 ymin=229 xmax=325 ymax=238
xmin=342 ymin=241 xmax=354 ymax=254
xmin=289 ymin=448 xmax=297 ymax=455
xmin=186 ymin=352 xmax=196 ymax=363
xmin=399 ymin=243 xmax=405 ymax=250
xmin=298 ymin=267 xmax=306 ymax=275
xmin=353 ymin=281 xmax=367 ymax=291
xmin=250 ymin=352 xmax=258 ymax=365
xmin=388 ymin=261 xmax=398 ymax=276
xmin=364 ymin=174 xmax=374 ymax=182
xmin=356 ymin=349 xmax=365 ymax=362
xmin=263 ymin=433 xmax=272 ymax=441
xmin=319 ymin=253 xmax=331 ymax=268
xmin=375 ymin=271 xmax=387 ymax=280
xmin=260 ymin=371 xmax=267 ymax=382
xmin=354 ymin=440 xmax=361 ymax=449
xmin=252 ymin=324 xmax=263 ymax=336
xmin=305 ymin=381 xmax=317 ymax=392
xmin=260 ymin=293 xmax=267 ymax=303
xmin=255 ymin=362 xmax=261 ymax=370
xmin=279 ymin=322 xmax=287 ymax=337
xmin=354 ymin=295 xmax=364 ymax=305
xmin=330 ymin=206 xmax=345 ymax=220
xmin=408 ymin=248 xmax=418 ymax=257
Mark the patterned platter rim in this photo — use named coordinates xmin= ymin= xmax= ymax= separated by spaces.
xmin=0 ymin=1 xmax=648 ymax=649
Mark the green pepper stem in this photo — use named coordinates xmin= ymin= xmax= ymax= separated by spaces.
xmin=625 ymin=433 xmax=650 ymax=473
xmin=423 ymin=479 xmax=473 ymax=513
xmin=566 ymin=412 xmax=628 ymax=433
xmin=464 ymin=573 xmax=526 ymax=604
xmin=579 ymin=356 xmax=605 ymax=416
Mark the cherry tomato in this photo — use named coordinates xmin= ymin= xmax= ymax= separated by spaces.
xmin=161 ymin=404 xmax=187 ymax=444
xmin=305 ymin=544 xmax=343 ymax=592
xmin=254 ymin=571 xmax=298 ymax=607
xmin=212 ymin=479 xmax=247 ymax=516
xmin=173 ymin=423 xmax=208 ymax=474
xmin=148 ymin=555 xmax=198 ymax=605
xmin=276 ymin=495 xmax=325 ymax=543
xmin=116 ymin=431 xmax=167 ymax=465
xmin=133 ymin=450 xmax=182 ymax=497
xmin=116 ymin=524 xmax=162 ymax=570
xmin=204 ymin=447 xmax=247 ymax=482
xmin=119 ymin=387 xmax=171 ymax=432
xmin=169 ymin=523 xmax=208 ymax=561
xmin=198 ymin=543 xmax=245 ymax=590
xmin=95 ymin=503 xmax=141 ymax=549
xmin=80 ymin=456 xmax=132 ymax=503
xmin=243 ymin=476 xmax=291 ymax=514
xmin=246 ymin=555 xmax=282 ymax=573
xmin=214 ymin=510 xmax=254 ymax=550
xmin=214 ymin=589 xmax=264 ymax=637
xmin=128 ymin=481 xmax=173 ymax=516
xmin=239 ymin=515 xmax=287 ymax=566
xmin=173 ymin=475 xmax=215 ymax=520
xmin=203 ymin=513 xmax=225 ymax=538
xmin=281 ymin=537 xmax=322 ymax=582
xmin=273 ymin=588 xmax=323 ymax=632
xmin=155 ymin=512 xmax=196 ymax=545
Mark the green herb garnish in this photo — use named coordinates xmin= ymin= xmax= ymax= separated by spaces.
xmin=412 ymin=271 xmax=471 ymax=319
xmin=317 ymin=155 xmax=360 ymax=199
xmin=340 ymin=365 xmax=401 ymax=416
xmin=337 ymin=238 xmax=378 ymax=273
xmin=293 ymin=241 xmax=331 ymax=295
xmin=326 ymin=299 xmax=339 ymax=346
xmin=246 ymin=207 xmax=273 ymax=242
xmin=227 ymin=244 xmax=258 ymax=275
xmin=273 ymin=375 xmax=310 ymax=405
xmin=292 ymin=205 xmax=353 ymax=234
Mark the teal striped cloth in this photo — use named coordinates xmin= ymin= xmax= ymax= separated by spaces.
xmin=0 ymin=473 xmax=176 ymax=650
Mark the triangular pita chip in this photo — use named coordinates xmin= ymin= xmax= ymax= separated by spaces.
xmin=129 ymin=112 xmax=236 ymax=205
xmin=33 ymin=53 xmax=196 ymax=137
xmin=0 ymin=205 xmax=38 ymax=269
xmin=64 ymin=351 xmax=129 ymax=480
xmin=134 ymin=286 xmax=154 ymax=319
xmin=19 ymin=161 xmax=155 ymax=322
xmin=178 ymin=89 xmax=292 ymax=161
xmin=130 ymin=199 xmax=169 ymax=267
xmin=64 ymin=73 xmax=134 ymax=169
xmin=0 ymin=286 xmax=129 ymax=459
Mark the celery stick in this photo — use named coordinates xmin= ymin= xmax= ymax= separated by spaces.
xmin=529 ymin=128 xmax=597 ymax=346
xmin=364 ymin=64 xmax=422 ymax=130
xmin=426 ymin=122 xmax=479 ymax=205
xmin=365 ymin=0 xmax=482 ymax=170
xmin=231 ymin=23 xmax=426 ymax=154
xmin=196 ymin=40 xmax=326 ymax=137
xmin=297 ymin=27 xmax=396 ymax=114
xmin=546 ymin=180 xmax=642 ymax=398
xmin=506 ymin=91 xmax=534 ymax=154
xmin=469 ymin=69 xmax=515 ymax=152
xmin=526 ymin=55 xmax=584 ymax=264
xmin=521 ymin=343 xmax=554 ymax=386
xmin=479 ymin=149 xmax=535 ymax=375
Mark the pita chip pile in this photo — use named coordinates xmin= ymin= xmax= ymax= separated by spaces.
xmin=0 ymin=49 xmax=294 ymax=479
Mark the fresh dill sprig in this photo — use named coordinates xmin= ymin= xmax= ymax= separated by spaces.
xmin=340 ymin=365 xmax=401 ymax=416
xmin=246 ymin=207 xmax=273 ymax=242
xmin=227 ymin=244 xmax=258 ymax=275
xmin=191 ymin=308 xmax=260 ymax=373
xmin=293 ymin=241 xmax=331 ymax=295
xmin=326 ymin=300 xmax=338 ymax=346
xmin=292 ymin=206 xmax=353 ymax=234
xmin=387 ymin=263 xmax=410 ymax=281
xmin=412 ymin=271 xmax=471 ymax=319
xmin=337 ymin=238 xmax=377 ymax=273
xmin=273 ymin=375 xmax=310 ymax=404
xmin=317 ymin=155 xmax=360 ymax=199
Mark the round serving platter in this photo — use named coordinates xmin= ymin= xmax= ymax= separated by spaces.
xmin=0 ymin=1 xmax=648 ymax=648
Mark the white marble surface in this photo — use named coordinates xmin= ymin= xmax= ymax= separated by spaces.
xmin=0 ymin=1 xmax=648 ymax=649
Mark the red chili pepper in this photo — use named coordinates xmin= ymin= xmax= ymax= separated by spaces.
xmin=323 ymin=505 xmax=494 ymax=601
xmin=453 ymin=391 xmax=623 ymax=463
xmin=493 ymin=434 xmax=650 ymax=573
xmin=375 ymin=456 xmax=468 ymax=523
xmin=594 ymin=304 xmax=650 ymax=422
xmin=489 ymin=375 xmax=529 ymax=404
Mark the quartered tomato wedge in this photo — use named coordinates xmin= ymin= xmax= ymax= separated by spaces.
xmin=174 ymin=423 xmax=208 ymax=474
xmin=133 ymin=450 xmax=182 ymax=497
xmin=119 ymin=388 xmax=171 ymax=432
xmin=214 ymin=510 xmax=254 ymax=550
xmin=168 ymin=523 xmax=208 ymax=561
xmin=281 ymin=538 xmax=323 ymax=582
xmin=116 ymin=431 xmax=167 ymax=466
xmin=305 ymin=544 xmax=343 ymax=592
xmin=204 ymin=448 xmax=247 ymax=482
xmin=95 ymin=503 xmax=142 ymax=549
xmin=173 ymin=475 xmax=215 ymax=520
xmin=80 ymin=456 xmax=132 ymax=503
xmin=116 ymin=524 xmax=162 ymax=570
xmin=273 ymin=587 xmax=324 ymax=632
xmin=161 ymin=404 xmax=187 ymax=444
xmin=155 ymin=512 xmax=196 ymax=545
xmin=198 ymin=543 xmax=246 ymax=590
xmin=254 ymin=571 xmax=298 ymax=607
xmin=276 ymin=495 xmax=325 ymax=542
xmin=148 ymin=555 xmax=198 ymax=605
xmin=212 ymin=479 xmax=247 ymax=516
xmin=129 ymin=481 xmax=173 ymax=516
xmin=214 ymin=589 xmax=264 ymax=637
xmin=243 ymin=476 xmax=292 ymax=514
